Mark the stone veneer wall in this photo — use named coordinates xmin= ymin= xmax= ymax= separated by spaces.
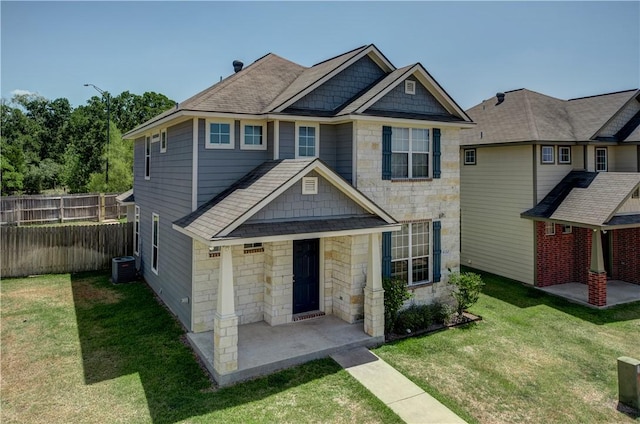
xmin=263 ymin=240 xmax=294 ymax=326
xmin=354 ymin=122 xmax=460 ymax=303
xmin=192 ymin=240 xmax=265 ymax=332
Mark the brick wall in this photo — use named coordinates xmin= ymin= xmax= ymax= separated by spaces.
xmin=612 ymin=228 xmax=640 ymax=284
xmin=535 ymin=223 xmax=592 ymax=286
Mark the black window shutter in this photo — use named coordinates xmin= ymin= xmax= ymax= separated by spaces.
xmin=433 ymin=128 xmax=441 ymax=179
xmin=382 ymin=231 xmax=391 ymax=278
xmin=382 ymin=126 xmax=392 ymax=180
xmin=433 ymin=221 xmax=442 ymax=282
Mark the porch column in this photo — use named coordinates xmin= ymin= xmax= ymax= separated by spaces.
xmin=364 ymin=233 xmax=384 ymax=337
xmin=588 ymin=229 xmax=607 ymax=307
xmin=213 ymin=246 xmax=238 ymax=374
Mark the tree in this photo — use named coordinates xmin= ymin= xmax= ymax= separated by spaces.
xmin=87 ymin=123 xmax=133 ymax=193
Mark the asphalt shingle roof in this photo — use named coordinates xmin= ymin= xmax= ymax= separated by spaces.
xmin=461 ymin=89 xmax=639 ymax=145
xmin=227 ymin=216 xmax=390 ymax=239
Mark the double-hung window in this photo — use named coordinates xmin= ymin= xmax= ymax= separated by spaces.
xmin=160 ymin=129 xmax=167 ymax=153
xmin=134 ymin=206 xmax=140 ymax=255
xmin=392 ymin=222 xmax=430 ymax=285
xmin=464 ymin=148 xmax=476 ymax=165
xmin=207 ymin=120 xmax=234 ymax=149
xmin=296 ymin=123 xmax=319 ymax=158
xmin=595 ymin=147 xmax=607 ymax=171
xmin=241 ymin=121 xmax=267 ymax=150
xmin=558 ymin=146 xmax=571 ymax=164
xmin=541 ymin=146 xmax=555 ymax=164
xmin=391 ymin=127 xmax=429 ymax=178
xmin=151 ymin=213 xmax=159 ymax=274
xmin=145 ymin=136 xmax=151 ymax=179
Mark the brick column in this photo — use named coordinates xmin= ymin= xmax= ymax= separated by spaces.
xmin=364 ymin=233 xmax=384 ymax=337
xmin=588 ymin=272 xmax=607 ymax=307
xmin=213 ymin=246 xmax=238 ymax=375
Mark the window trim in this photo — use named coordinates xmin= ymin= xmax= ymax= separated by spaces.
xmin=295 ymin=122 xmax=320 ymax=158
xmin=541 ymin=146 xmax=555 ymax=164
xmin=134 ymin=205 xmax=140 ymax=255
xmin=302 ymin=176 xmax=318 ymax=195
xmin=151 ymin=132 xmax=160 ymax=143
xmin=464 ymin=148 xmax=476 ymax=165
xmin=144 ymin=136 xmax=151 ymax=180
xmin=405 ymin=80 xmax=416 ymax=95
xmin=243 ymin=242 xmax=264 ymax=254
xmin=205 ymin=119 xmax=235 ymax=150
xmin=595 ymin=147 xmax=608 ymax=172
xmin=391 ymin=126 xmax=431 ymax=179
xmin=240 ymin=120 xmax=267 ymax=150
xmin=391 ymin=221 xmax=431 ymax=286
xmin=151 ymin=213 xmax=159 ymax=275
xmin=160 ymin=129 xmax=167 ymax=153
xmin=544 ymin=222 xmax=556 ymax=236
xmin=558 ymin=146 xmax=571 ymax=164
xmin=562 ymin=224 xmax=572 ymax=234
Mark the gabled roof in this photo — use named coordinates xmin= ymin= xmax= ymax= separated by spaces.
xmin=462 ymin=89 xmax=639 ymax=145
xmin=115 ymin=189 xmax=134 ymax=205
xmin=522 ymin=171 xmax=640 ymax=228
xmin=173 ymin=158 xmax=397 ymax=243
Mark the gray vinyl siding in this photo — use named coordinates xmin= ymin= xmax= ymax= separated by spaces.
xmin=133 ymin=119 xmax=194 ymax=328
xmin=368 ymin=78 xmax=449 ymax=116
xmin=335 ymin=122 xmax=353 ymax=183
xmin=279 ymin=121 xmax=295 ymax=159
xmin=246 ymin=171 xmax=367 ymax=223
xmin=291 ymin=55 xmax=385 ymax=112
xmin=319 ymin=124 xmax=336 ymax=167
xmin=460 ymin=145 xmax=535 ymax=284
xmin=198 ymin=118 xmax=271 ymax=204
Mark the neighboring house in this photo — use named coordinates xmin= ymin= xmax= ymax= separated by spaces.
xmin=460 ymin=88 xmax=640 ymax=306
xmin=123 ymin=44 xmax=473 ymax=385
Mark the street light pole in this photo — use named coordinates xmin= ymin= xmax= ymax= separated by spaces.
xmin=84 ymin=84 xmax=110 ymax=185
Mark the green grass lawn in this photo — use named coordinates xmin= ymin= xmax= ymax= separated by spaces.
xmin=1 ymin=272 xmax=402 ymax=424
xmin=376 ymin=270 xmax=640 ymax=424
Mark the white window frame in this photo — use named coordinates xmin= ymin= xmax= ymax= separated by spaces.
xmin=391 ymin=127 xmax=430 ymax=179
xmin=541 ymin=146 xmax=555 ymax=164
xmin=545 ymin=222 xmax=556 ymax=236
xmin=151 ymin=213 xmax=159 ymax=275
xmin=295 ymin=122 xmax=319 ymax=158
xmin=144 ymin=136 xmax=151 ymax=180
xmin=558 ymin=146 xmax=571 ymax=164
xmin=595 ymin=147 xmax=608 ymax=171
xmin=391 ymin=221 xmax=431 ymax=286
xmin=160 ymin=129 xmax=167 ymax=153
xmin=405 ymin=80 xmax=416 ymax=95
xmin=151 ymin=132 xmax=160 ymax=143
xmin=205 ymin=119 xmax=235 ymax=150
xmin=464 ymin=148 xmax=476 ymax=165
xmin=240 ymin=120 xmax=267 ymax=151
xmin=134 ymin=206 xmax=140 ymax=255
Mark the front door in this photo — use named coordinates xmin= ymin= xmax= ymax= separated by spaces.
xmin=293 ymin=239 xmax=320 ymax=314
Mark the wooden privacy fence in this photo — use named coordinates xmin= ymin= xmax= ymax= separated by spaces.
xmin=0 ymin=193 xmax=126 ymax=226
xmin=1 ymin=222 xmax=133 ymax=277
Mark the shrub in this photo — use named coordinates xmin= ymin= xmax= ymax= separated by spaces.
xmin=432 ymin=302 xmax=455 ymax=325
xmin=383 ymin=277 xmax=412 ymax=333
xmin=448 ymin=271 xmax=484 ymax=316
xmin=393 ymin=305 xmax=424 ymax=334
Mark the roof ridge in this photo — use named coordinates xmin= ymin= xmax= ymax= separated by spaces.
xmin=311 ymin=45 xmax=369 ymax=67
xmin=568 ymin=89 xmax=638 ymax=102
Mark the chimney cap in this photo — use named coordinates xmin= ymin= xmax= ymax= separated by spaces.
xmin=496 ymin=92 xmax=506 ymax=105
xmin=233 ymin=60 xmax=244 ymax=73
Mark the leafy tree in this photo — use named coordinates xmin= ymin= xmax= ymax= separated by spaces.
xmin=448 ymin=272 xmax=484 ymax=316
xmin=87 ymin=123 xmax=132 ymax=193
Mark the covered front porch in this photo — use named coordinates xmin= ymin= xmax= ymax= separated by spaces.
xmin=538 ymin=280 xmax=640 ymax=309
xmin=188 ymin=315 xmax=381 ymax=386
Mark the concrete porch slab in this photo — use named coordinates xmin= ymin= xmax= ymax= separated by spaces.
xmin=538 ymin=280 xmax=640 ymax=308
xmin=187 ymin=315 xmax=383 ymax=387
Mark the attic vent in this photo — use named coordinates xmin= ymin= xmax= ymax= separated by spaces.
xmin=405 ymin=80 xmax=416 ymax=95
xmin=302 ymin=177 xmax=318 ymax=195
xmin=496 ymin=92 xmax=505 ymax=105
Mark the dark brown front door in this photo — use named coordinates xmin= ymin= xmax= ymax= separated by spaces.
xmin=293 ymin=239 xmax=320 ymax=314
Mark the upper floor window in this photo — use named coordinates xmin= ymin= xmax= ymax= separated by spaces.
xmin=206 ymin=120 xmax=234 ymax=149
xmin=558 ymin=146 xmax=571 ymax=164
xmin=296 ymin=123 xmax=319 ymax=158
xmin=145 ymin=136 xmax=151 ymax=180
xmin=392 ymin=127 xmax=429 ymax=178
xmin=541 ymin=146 xmax=555 ymax=164
xmin=392 ymin=221 xmax=430 ymax=285
xmin=595 ymin=147 xmax=607 ymax=171
xmin=464 ymin=148 xmax=476 ymax=165
xmin=160 ymin=129 xmax=167 ymax=153
xmin=241 ymin=121 xmax=267 ymax=150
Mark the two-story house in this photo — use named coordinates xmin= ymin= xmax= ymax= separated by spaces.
xmin=123 ymin=44 xmax=473 ymax=386
xmin=460 ymin=88 xmax=640 ymax=308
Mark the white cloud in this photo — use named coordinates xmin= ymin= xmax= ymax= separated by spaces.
xmin=10 ymin=89 xmax=37 ymax=97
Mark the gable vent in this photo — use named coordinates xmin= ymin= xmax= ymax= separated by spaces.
xmin=302 ymin=177 xmax=318 ymax=195
xmin=405 ymin=80 xmax=416 ymax=95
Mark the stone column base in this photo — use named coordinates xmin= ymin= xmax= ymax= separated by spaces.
xmin=588 ymin=271 xmax=607 ymax=307
xmin=364 ymin=287 xmax=384 ymax=337
xmin=213 ymin=313 xmax=239 ymax=375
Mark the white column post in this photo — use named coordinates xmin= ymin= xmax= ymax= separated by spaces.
xmin=213 ymin=245 xmax=238 ymax=374
xmin=364 ymin=233 xmax=384 ymax=337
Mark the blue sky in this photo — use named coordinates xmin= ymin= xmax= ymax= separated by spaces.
xmin=2 ymin=1 xmax=638 ymax=110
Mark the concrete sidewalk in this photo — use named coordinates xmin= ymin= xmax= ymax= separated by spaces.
xmin=331 ymin=347 xmax=466 ymax=424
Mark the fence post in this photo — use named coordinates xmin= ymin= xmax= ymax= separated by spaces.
xmin=98 ymin=194 xmax=103 ymax=222
xmin=16 ymin=199 xmax=21 ymax=227
xmin=59 ymin=196 xmax=64 ymax=223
